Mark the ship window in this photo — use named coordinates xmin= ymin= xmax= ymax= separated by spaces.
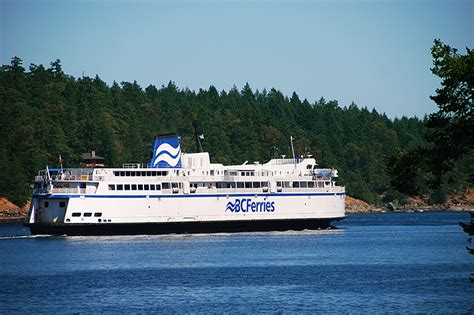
xmin=117 ymin=184 xmax=123 ymax=190
xmin=59 ymin=201 xmax=66 ymax=208
xmin=293 ymin=182 xmax=300 ymax=188
xmin=150 ymin=184 xmax=155 ymax=190
xmin=237 ymin=182 xmax=244 ymax=188
xmin=150 ymin=171 xmax=156 ymax=176
xmin=72 ymin=212 xmax=80 ymax=217
xmin=108 ymin=184 xmax=115 ymax=190
xmin=126 ymin=171 xmax=131 ymax=176
xmin=245 ymin=182 xmax=252 ymax=188
xmin=156 ymin=184 xmax=161 ymax=190
xmin=119 ymin=171 xmax=125 ymax=176
xmin=317 ymin=182 xmax=323 ymax=188
xmin=261 ymin=182 xmax=268 ymax=187
xmin=144 ymin=184 xmax=149 ymax=190
xmin=125 ymin=184 xmax=130 ymax=190
xmin=113 ymin=171 xmax=119 ymax=176
xmin=300 ymin=182 xmax=307 ymax=188
xmin=84 ymin=212 xmax=92 ymax=217
xmin=146 ymin=171 xmax=152 ymax=176
xmin=94 ymin=212 xmax=102 ymax=217
xmin=172 ymin=183 xmax=178 ymax=188
xmin=138 ymin=184 xmax=143 ymax=190
xmin=162 ymin=183 xmax=170 ymax=189
xmin=308 ymin=181 xmax=315 ymax=188
xmin=80 ymin=183 xmax=86 ymax=188
xmin=44 ymin=201 xmax=49 ymax=208
xmin=131 ymin=184 xmax=137 ymax=190
xmin=253 ymin=182 xmax=261 ymax=188
xmin=141 ymin=171 xmax=146 ymax=176
xmin=306 ymin=164 xmax=312 ymax=169
xmin=277 ymin=181 xmax=282 ymax=187
xmin=131 ymin=171 xmax=136 ymax=177
xmin=325 ymin=181 xmax=331 ymax=186
xmin=210 ymin=170 xmax=214 ymax=176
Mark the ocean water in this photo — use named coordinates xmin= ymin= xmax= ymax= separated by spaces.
xmin=0 ymin=211 xmax=472 ymax=314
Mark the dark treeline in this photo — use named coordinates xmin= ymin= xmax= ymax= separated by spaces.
xmin=1 ymin=57 xmax=427 ymax=206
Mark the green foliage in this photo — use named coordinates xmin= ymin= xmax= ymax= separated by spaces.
xmin=387 ymin=39 xmax=473 ymax=200
xmin=428 ymin=188 xmax=448 ymax=205
xmin=1 ymin=56 xmax=429 ymax=206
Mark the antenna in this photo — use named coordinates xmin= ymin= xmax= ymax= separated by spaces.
xmin=290 ymin=136 xmax=296 ymax=168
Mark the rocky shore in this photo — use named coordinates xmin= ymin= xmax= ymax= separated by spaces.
xmin=0 ymin=198 xmax=28 ymax=223
xmin=345 ymin=190 xmax=474 ymax=213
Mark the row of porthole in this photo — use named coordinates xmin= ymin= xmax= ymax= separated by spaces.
xmin=66 ymin=212 xmax=111 ymax=223
xmin=71 ymin=212 xmax=102 ymax=217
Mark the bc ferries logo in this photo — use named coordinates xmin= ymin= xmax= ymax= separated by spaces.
xmin=226 ymin=199 xmax=275 ymax=213
xmin=148 ymin=135 xmax=182 ymax=168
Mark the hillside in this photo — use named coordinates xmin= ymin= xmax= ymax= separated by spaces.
xmin=0 ymin=57 xmax=430 ymax=206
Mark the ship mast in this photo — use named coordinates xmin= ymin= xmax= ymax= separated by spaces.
xmin=290 ymin=136 xmax=296 ymax=169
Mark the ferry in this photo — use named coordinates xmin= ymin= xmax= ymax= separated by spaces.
xmin=25 ymin=134 xmax=345 ymax=235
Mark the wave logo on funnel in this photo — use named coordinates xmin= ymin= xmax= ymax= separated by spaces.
xmin=149 ymin=135 xmax=182 ymax=168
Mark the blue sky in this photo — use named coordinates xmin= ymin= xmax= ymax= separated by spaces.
xmin=1 ymin=0 xmax=472 ymax=118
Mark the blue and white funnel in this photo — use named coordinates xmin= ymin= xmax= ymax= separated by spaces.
xmin=148 ymin=135 xmax=182 ymax=168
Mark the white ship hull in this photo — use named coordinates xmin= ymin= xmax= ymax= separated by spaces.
xmin=26 ymin=191 xmax=345 ymax=235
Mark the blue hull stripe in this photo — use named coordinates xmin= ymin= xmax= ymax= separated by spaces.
xmin=33 ymin=192 xmax=346 ymax=199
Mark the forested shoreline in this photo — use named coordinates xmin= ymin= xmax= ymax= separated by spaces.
xmin=1 ymin=42 xmax=471 ymax=207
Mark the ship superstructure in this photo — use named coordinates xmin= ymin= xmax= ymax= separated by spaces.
xmin=25 ymin=135 xmax=345 ymax=235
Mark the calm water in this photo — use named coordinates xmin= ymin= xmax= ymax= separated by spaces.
xmin=0 ymin=211 xmax=472 ymax=314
